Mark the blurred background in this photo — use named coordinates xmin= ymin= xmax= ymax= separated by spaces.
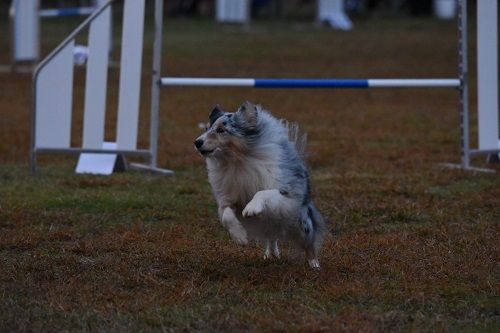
xmin=0 ymin=0 xmax=472 ymax=20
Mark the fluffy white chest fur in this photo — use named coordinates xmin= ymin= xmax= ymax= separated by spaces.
xmin=207 ymin=152 xmax=281 ymax=208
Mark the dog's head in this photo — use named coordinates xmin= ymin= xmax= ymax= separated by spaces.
xmin=194 ymin=101 xmax=260 ymax=158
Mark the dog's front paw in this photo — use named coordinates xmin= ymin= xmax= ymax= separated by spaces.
xmin=243 ymin=199 xmax=264 ymax=218
xmin=228 ymin=223 xmax=248 ymax=245
xmin=222 ymin=207 xmax=248 ymax=245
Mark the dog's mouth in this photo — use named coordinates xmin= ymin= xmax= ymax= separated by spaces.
xmin=199 ymin=149 xmax=215 ymax=157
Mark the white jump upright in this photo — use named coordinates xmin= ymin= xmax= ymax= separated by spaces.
xmin=31 ymin=0 xmax=172 ymax=175
xmin=116 ymin=0 xmax=146 ymax=151
xmin=82 ymin=4 xmax=112 ymax=150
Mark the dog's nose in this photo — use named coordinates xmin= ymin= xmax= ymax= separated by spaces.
xmin=194 ymin=139 xmax=204 ymax=149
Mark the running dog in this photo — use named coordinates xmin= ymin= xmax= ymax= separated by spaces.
xmin=194 ymin=102 xmax=325 ymax=268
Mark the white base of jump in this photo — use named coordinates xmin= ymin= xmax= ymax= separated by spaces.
xmin=439 ymin=163 xmax=496 ymax=173
xmin=76 ymin=141 xmax=118 ymax=175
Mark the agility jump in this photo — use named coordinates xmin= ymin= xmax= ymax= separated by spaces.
xmin=30 ymin=0 xmax=499 ymax=174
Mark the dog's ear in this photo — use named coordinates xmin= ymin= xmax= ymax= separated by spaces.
xmin=209 ymin=105 xmax=224 ymax=126
xmin=236 ymin=101 xmax=258 ymax=128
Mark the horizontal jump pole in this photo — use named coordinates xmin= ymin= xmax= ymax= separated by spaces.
xmin=39 ymin=7 xmax=96 ymax=18
xmin=160 ymin=77 xmax=461 ymax=88
xmin=34 ymin=148 xmax=152 ymax=157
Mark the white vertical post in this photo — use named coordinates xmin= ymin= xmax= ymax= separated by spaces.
xmin=149 ymin=0 xmax=164 ymax=168
xmin=477 ymin=0 xmax=499 ymax=150
xmin=458 ymin=0 xmax=469 ymax=168
xmin=116 ymin=0 xmax=146 ymax=150
xmin=82 ymin=7 xmax=111 ymax=149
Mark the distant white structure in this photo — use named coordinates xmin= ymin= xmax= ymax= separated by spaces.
xmin=215 ymin=0 xmax=353 ymax=30
xmin=433 ymin=0 xmax=457 ymax=19
xmin=317 ymin=0 xmax=353 ymax=30
xmin=9 ymin=0 xmax=39 ymax=66
xmin=216 ymin=0 xmax=250 ymax=24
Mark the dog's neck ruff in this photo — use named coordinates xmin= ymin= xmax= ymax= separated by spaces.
xmin=206 ymin=139 xmax=283 ymax=208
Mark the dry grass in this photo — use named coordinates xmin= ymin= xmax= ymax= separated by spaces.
xmin=0 ymin=11 xmax=499 ymax=332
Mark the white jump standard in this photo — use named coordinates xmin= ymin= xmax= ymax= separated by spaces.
xmin=30 ymin=0 xmax=171 ymax=175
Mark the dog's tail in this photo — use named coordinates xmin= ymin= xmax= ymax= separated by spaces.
xmin=282 ymin=120 xmax=307 ymax=158
xmin=300 ymin=202 xmax=327 ymax=255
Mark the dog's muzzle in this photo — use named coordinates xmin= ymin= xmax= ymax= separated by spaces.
xmin=194 ymin=139 xmax=203 ymax=149
xmin=194 ymin=139 xmax=214 ymax=156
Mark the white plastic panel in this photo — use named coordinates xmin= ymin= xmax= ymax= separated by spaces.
xmin=477 ymin=0 xmax=499 ymax=150
xmin=76 ymin=142 xmax=117 ymax=175
xmin=82 ymin=7 xmax=111 ymax=149
xmin=35 ymin=41 xmax=74 ymax=148
xmin=116 ymin=0 xmax=145 ymax=150
xmin=13 ymin=0 xmax=39 ymax=61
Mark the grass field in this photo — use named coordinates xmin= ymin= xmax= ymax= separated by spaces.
xmin=0 ymin=9 xmax=499 ymax=332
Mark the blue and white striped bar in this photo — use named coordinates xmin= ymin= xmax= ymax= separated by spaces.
xmin=160 ymin=77 xmax=461 ymax=88
xmin=39 ymin=7 xmax=96 ymax=18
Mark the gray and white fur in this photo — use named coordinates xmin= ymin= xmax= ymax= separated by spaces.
xmin=194 ymin=101 xmax=326 ymax=268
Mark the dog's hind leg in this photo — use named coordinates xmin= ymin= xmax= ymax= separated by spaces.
xmin=272 ymin=240 xmax=281 ymax=259
xmin=308 ymin=258 xmax=320 ymax=269
xmin=263 ymin=240 xmax=272 ymax=260
xmin=305 ymin=239 xmax=320 ymax=268
xmin=306 ymin=247 xmax=320 ymax=269
xmin=263 ymin=240 xmax=281 ymax=260
xmin=221 ymin=207 xmax=248 ymax=245
xmin=301 ymin=204 xmax=324 ymax=270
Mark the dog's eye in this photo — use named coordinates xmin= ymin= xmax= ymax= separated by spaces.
xmin=216 ymin=127 xmax=225 ymax=134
